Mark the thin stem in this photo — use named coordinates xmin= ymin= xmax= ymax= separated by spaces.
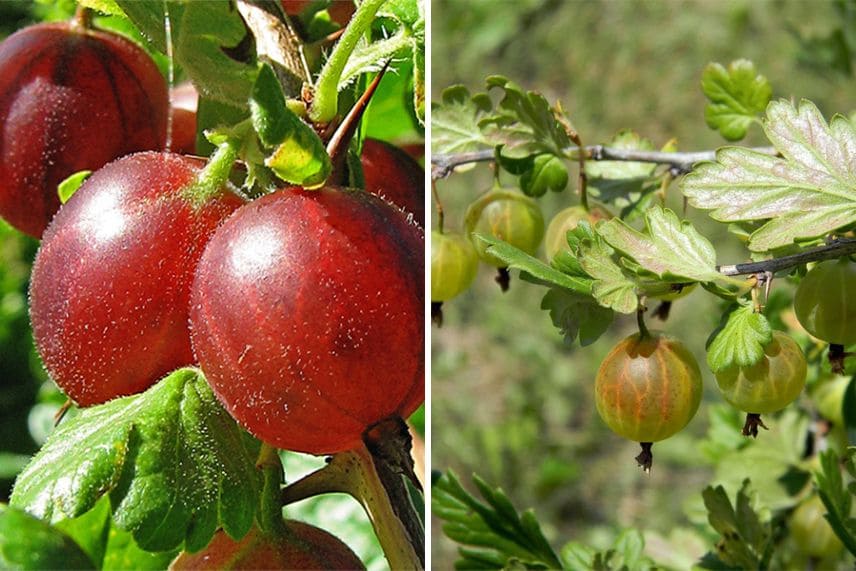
xmin=256 ymin=443 xmax=286 ymax=535
xmin=184 ymin=140 xmax=239 ymax=207
xmin=431 ymin=145 xmax=779 ymax=180
xmin=556 ymin=104 xmax=587 ymax=210
xmin=72 ymin=5 xmax=93 ymax=29
xmin=309 ymin=0 xmax=387 ymax=124
xmin=431 ymin=181 xmax=444 ymax=233
xmin=636 ymin=306 xmax=650 ymax=339
xmin=717 ymin=238 xmax=856 ymax=276
xmin=281 ymin=446 xmax=423 ymax=570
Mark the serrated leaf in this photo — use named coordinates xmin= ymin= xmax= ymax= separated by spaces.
xmin=0 ymin=504 xmax=94 ymax=570
xmin=701 ymin=481 xmax=769 ymax=569
xmin=475 ymin=234 xmax=592 ymax=295
xmin=432 ymin=471 xmax=562 ymax=570
xmin=431 ymin=85 xmax=495 ymax=155
xmin=11 ymin=369 xmax=261 ymax=553
xmin=577 ymin=227 xmax=638 ymax=314
xmin=540 ymin=288 xmax=613 ymax=346
xmin=117 ymin=1 xmax=257 ymax=107
xmin=520 ymin=154 xmax=568 ymax=197
xmin=483 ymin=76 xmax=570 ymax=158
xmin=682 ymin=99 xmax=856 ymax=252
xmin=706 ymin=306 xmax=773 ymax=372
xmin=598 ymin=205 xmax=722 ymax=284
xmin=701 ymin=60 xmax=771 ymax=141
xmin=815 ymin=449 xmax=856 ymax=555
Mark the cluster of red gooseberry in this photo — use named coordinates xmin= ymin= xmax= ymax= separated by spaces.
xmin=1 ymin=9 xmax=423 ymax=567
xmin=431 ymin=187 xmax=856 ymax=470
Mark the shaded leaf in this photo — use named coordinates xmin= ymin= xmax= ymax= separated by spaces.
xmin=815 ymin=448 xmax=856 ymax=555
xmin=701 ymin=60 xmax=771 ymax=141
xmin=520 ymin=154 xmax=568 ymax=197
xmin=0 ymin=504 xmax=94 ymax=570
xmin=577 ymin=225 xmax=638 ymax=314
xmin=682 ymin=99 xmax=856 ymax=251
xmin=586 ymin=130 xmax=657 ymax=205
xmin=706 ymin=306 xmax=773 ymax=372
xmin=540 ymin=288 xmax=614 ymax=346
xmin=10 ymin=369 xmax=261 ymax=553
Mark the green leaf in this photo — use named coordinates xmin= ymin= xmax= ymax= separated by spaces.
xmin=706 ymin=306 xmax=773 ymax=372
xmin=250 ymin=64 xmax=291 ymax=148
xmin=431 ymin=85 xmax=494 ymax=155
xmin=540 ymin=288 xmax=614 ymax=346
xmin=815 ymin=448 xmax=856 ymax=555
xmin=77 ymin=0 xmax=123 ymax=16
xmin=54 ymin=498 xmax=111 ymax=568
xmin=701 ymin=481 xmax=771 ymax=569
xmin=484 ymin=76 xmax=570 ymax=159
xmin=432 ymin=471 xmax=562 ymax=570
xmin=0 ymin=504 xmax=94 ymax=570
xmin=576 ymin=225 xmax=638 ymax=314
xmin=598 ymin=205 xmax=721 ymax=283
xmin=701 ymin=60 xmax=771 ymax=141
xmin=102 ymin=524 xmax=180 ymax=570
xmin=681 ymin=99 xmax=856 ymax=252
xmin=585 ymin=130 xmax=657 ymax=204
xmin=475 ymin=234 xmax=592 ymax=295
xmin=264 ymin=114 xmax=332 ymax=187
xmin=519 ymin=154 xmax=568 ymax=197
xmin=117 ymin=1 xmax=257 ymax=107
xmin=10 ymin=368 xmax=261 ymax=553
xmin=57 ymin=170 xmax=92 ymax=204
xmin=363 ymin=59 xmax=422 ymax=141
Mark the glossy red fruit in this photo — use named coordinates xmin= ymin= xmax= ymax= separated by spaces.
xmin=171 ymin=521 xmax=365 ymax=570
xmin=190 ymin=187 xmax=424 ymax=454
xmin=360 ymin=138 xmax=424 ymax=226
xmin=281 ymin=0 xmax=356 ymax=26
xmin=29 ymin=152 xmax=243 ymax=406
xmin=0 ymin=22 xmax=168 ymax=237
xmin=543 ymin=203 xmax=612 ymax=261
xmin=595 ymin=332 xmax=703 ymax=443
xmin=714 ymin=331 xmax=807 ymax=414
xmin=168 ymin=107 xmax=197 ymax=155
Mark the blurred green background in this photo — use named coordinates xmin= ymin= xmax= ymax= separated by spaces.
xmin=431 ymin=0 xmax=854 ymax=567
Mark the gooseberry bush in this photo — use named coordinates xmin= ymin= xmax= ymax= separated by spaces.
xmin=0 ymin=0 xmax=425 ymax=569
xmin=431 ymin=60 xmax=855 ymax=569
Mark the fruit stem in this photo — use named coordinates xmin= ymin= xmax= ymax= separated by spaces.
xmin=281 ymin=445 xmax=424 ymax=570
xmin=309 ymin=0 xmax=388 ymax=124
xmin=185 ymin=140 xmax=239 ymax=207
xmin=256 ymin=443 xmax=286 ymax=536
xmin=431 ymin=181 xmax=445 ymax=233
xmin=72 ymin=5 xmax=94 ymax=29
xmin=636 ymin=306 xmax=651 ymax=339
xmin=556 ymin=103 xmax=588 ymax=210
xmin=635 ymin=442 xmax=654 ymax=473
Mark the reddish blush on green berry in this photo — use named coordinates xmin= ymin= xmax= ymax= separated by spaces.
xmin=190 ymin=187 xmax=424 ymax=455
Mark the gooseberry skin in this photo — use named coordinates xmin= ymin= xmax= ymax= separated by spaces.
xmin=543 ymin=204 xmax=612 ymax=261
xmin=431 ymin=231 xmax=478 ymax=302
xmin=714 ymin=331 xmax=807 ymax=415
xmin=190 ymin=187 xmax=424 ymax=455
xmin=360 ymin=138 xmax=424 ymax=226
xmin=29 ymin=152 xmax=244 ymax=406
xmin=794 ymin=258 xmax=856 ymax=346
xmin=0 ymin=22 xmax=168 ymax=237
xmin=464 ymin=189 xmax=545 ymax=267
xmin=170 ymin=521 xmax=365 ymax=570
xmin=595 ymin=332 xmax=703 ymax=443
xmin=790 ymin=496 xmax=844 ymax=558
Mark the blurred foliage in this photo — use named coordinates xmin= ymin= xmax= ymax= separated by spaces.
xmin=431 ymin=0 xmax=855 ymax=569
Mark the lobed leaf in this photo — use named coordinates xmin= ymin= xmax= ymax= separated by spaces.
xmin=586 ymin=130 xmax=657 ymax=206
xmin=701 ymin=480 xmax=771 ymax=569
xmin=597 ymin=205 xmax=721 ymax=283
xmin=432 ymin=471 xmax=562 ymax=570
xmin=815 ymin=448 xmax=856 ymax=555
xmin=576 ymin=226 xmax=638 ymax=314
xmin=431 ymin=85 xmax=495 ymax=155
xmin=682 ymin=99 xmax=856 ymax=251
xmin=701 ymin=60 xmax=771 ymax=141
xmin=10 ymin=369 xmax=261 ymax=553
xmin=706 ymin=306 xmax=773 ymax=372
